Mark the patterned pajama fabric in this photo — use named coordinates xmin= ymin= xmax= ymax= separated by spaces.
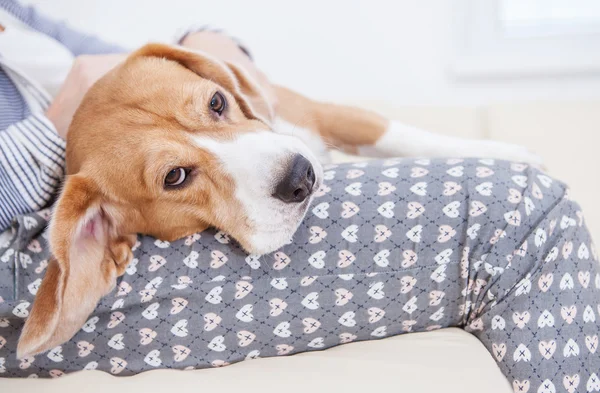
xmin=0 ymin=158 xmax=598 ymax=392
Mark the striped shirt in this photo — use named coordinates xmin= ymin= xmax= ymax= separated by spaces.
xmin=0 ymin=0 xmax=125 ymax=231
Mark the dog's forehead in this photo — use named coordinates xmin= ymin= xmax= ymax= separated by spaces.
xmin=68 ymin=65 xmax=243 ymax=172
xmin=122 ymin=55 xmax=201 ymax=87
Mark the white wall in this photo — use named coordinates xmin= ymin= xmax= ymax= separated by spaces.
xmin=23 ymin=0 xmax=600 ymax=105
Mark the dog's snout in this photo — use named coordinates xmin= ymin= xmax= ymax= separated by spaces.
xmin=274 ymin=154 xmax=315 ymax=203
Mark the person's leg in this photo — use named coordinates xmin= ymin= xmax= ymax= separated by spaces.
xmin=1 ymin=158 xmax=470 ymax=376
xmin=1 ymin=157 xmax=597 ymax=385
xmin=465 ymin=182 xmax=600 ymax=393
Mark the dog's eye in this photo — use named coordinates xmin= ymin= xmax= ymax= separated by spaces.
xmin=164 ymin=168 xmax=188 ymax=187
xmin=210 ymin=91 xmax=226 ymax=115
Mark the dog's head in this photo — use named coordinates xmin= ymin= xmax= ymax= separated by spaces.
xmin=17 ymin=43 xmax=322 ymax=357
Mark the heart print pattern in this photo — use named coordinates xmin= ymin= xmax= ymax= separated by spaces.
xmin=0 ymin=158 xmax=598 ymax=393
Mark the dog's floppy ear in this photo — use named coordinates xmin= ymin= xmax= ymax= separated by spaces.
xmin=223 ymin=60 xmax=276 ymax=123
xmin=17 ymin=175 xmax=135 ymax=358
xmin=130 ymin=43 xmax=275 ymax=124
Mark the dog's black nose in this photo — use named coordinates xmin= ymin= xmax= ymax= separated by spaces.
xmin=274 ymin=154 xmax=315 ymax=203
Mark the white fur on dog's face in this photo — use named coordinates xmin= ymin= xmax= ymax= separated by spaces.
xmin=193 ymin=130 xmax=323 ymax=255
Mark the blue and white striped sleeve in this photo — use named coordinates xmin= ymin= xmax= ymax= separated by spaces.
xmin=0 ymin=0 xmax=126 ymax=55
xmin=0 ymin=113 xmax=65 ymax=231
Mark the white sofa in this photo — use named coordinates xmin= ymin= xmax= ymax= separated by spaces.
xmin=2 ymin=329 xmax=511 ymax=393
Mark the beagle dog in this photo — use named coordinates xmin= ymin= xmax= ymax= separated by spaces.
xmin=17 ymin=35 xmax=541 ymax=358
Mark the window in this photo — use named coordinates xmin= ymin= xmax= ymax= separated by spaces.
xmin=500 ymin=0 xmax=600 ymax=37
xmin=452 ymin=0 xmax=600 ymax=79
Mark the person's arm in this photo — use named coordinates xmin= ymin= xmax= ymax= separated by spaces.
xmin=0 ymin=0 xmax=126 ymax=55
xmin=0 ymin=52 xmax=124 ymax=232
xmin=0 ymin=113 xmax=65 ymax=232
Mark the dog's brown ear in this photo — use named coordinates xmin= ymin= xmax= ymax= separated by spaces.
xmin=17 ymin=175 xmax=134 ymax=359
xmin=224 ymin=60 xmax=275 ymax=123
xmin=130 ymin=43 xmax=274 ymax=124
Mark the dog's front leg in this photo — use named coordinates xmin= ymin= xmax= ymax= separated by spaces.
xmin=274 ymin=86 xmax=542 ymax=166
xmin=110 ymin=234 xmax=138 ymax=276
xmin=358 ymin=121 xmax=543 ymax=166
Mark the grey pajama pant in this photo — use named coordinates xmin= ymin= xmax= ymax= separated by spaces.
xmin=0 ymin=158 xmax=599 ymax=392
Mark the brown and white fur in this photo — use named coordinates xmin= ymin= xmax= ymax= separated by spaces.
xmin=16 ymin=32 xmax=541 ymax=358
